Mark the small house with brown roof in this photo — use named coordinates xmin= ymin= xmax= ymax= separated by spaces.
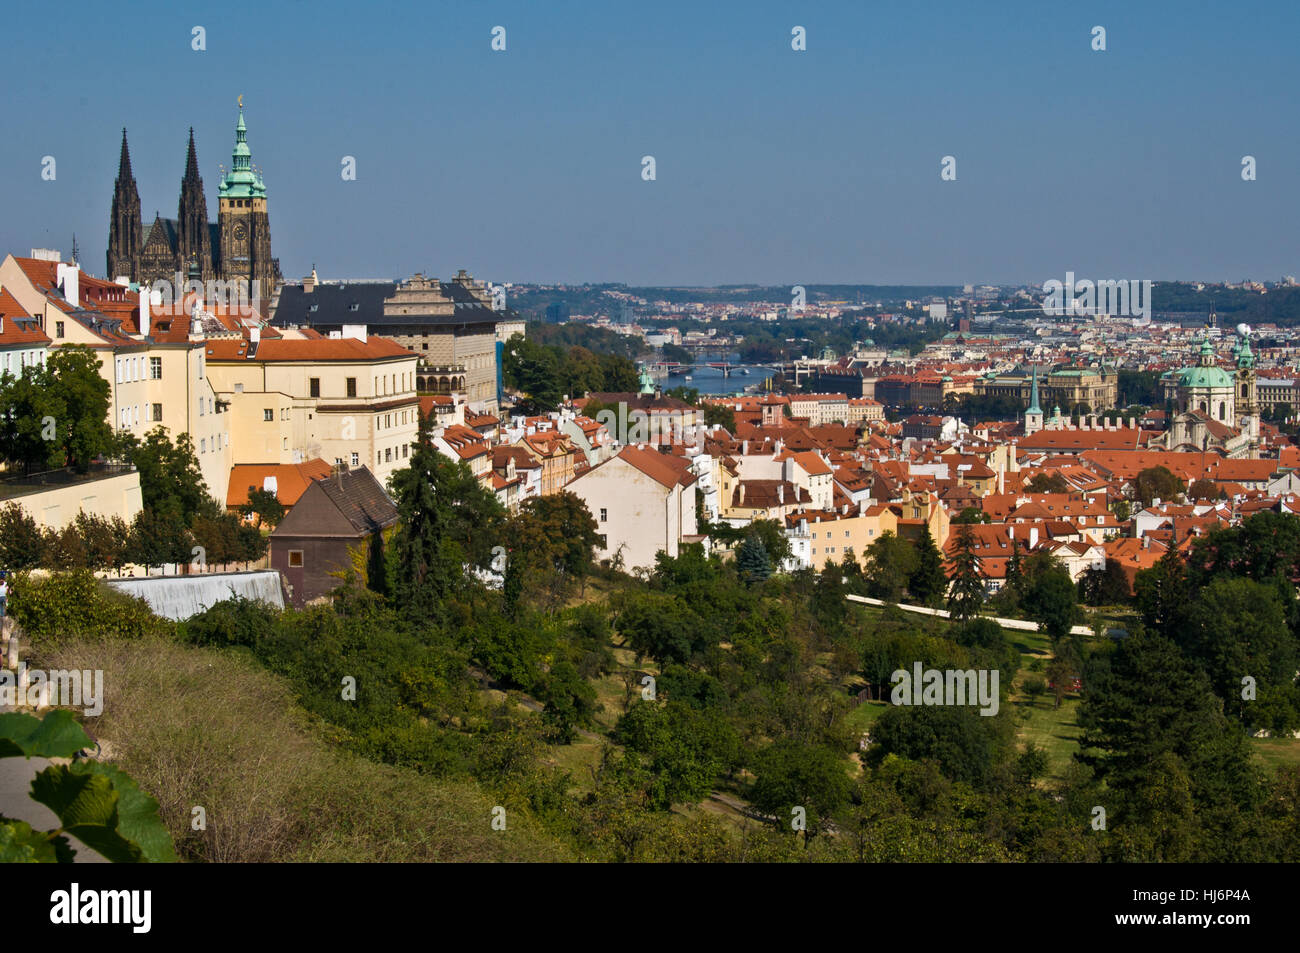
xmin=269 ymin=466 xmax=398 ymax=607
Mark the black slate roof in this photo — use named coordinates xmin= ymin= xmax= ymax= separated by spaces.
xmin=316 ymin=466 xmax=399 ymax=535
xmin=273 ymin=280 xmax=518 ymax=330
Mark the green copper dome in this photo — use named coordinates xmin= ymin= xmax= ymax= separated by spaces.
xmin=1178 ymin=365 xmax=1234 ymax=389
xmin=218 ymin=106 xmax=266 ymax=199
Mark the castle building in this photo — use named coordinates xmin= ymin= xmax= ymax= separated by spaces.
xmin=107 ymin=104 xmax=281 ymax=295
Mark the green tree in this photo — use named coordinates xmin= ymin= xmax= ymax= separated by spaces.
xmin=387 ymin=437 xmax=461 ymax=622
xmin=0 ymin=365 xmax=64 ymax=474
xmin=1133 ymin=545 xmax=1189 ymax=640
xmin=908 ymin=526 xmax=947 ymax=606
xmin=241 ymin=487 xmax=285 ymax=529
xmin=736 ymin=533 xmax=773 ymax=583
xmin=1022 ymin=557 xmax=1079 ymax=643
xmin=0 ymin=502 xmax=45 ymax=569
xmin=127 ymin=508 xmax=191 ymax=572
xmin=1025 ymin=472 xmax=1069 ymax=494
xmin=747 ymin=741 xmax=852 ymax=846
xmin=1132 ymin=465 xmax=1185 ymax=506
xmin=864 ymin=531 xmax=917 ymax=602
xmin=945 ymin=523 xmax=984 ymax=624
xmin=45 ymin=345 xmax=113 ymax=472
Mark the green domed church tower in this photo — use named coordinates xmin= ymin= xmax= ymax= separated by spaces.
xmin=1234 ymin=325 xmax=1260 ymax=449
xmin=218 ymin=100 xmax=280 ymax=296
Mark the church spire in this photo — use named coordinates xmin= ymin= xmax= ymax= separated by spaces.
xmin=177 ymin=127 xmax=212 ymax=280
xmin=108 ymin=128 xmax=142 ymax=280
xmin=184 ymin=127 xmax=201 ymax=183
xmin=1027 ymin=364 xmax=1042 ymax=414
xmin=117 ymin=128 xmax=134 ymax=183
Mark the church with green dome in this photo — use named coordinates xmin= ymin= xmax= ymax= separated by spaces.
xmin=1154 ymin=329 xmax=1259 ymax=457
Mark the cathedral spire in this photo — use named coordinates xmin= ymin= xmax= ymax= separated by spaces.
xmin=108 ymin=128 xmax=142 ymax=280
xmin=184 ymin=127 xmax=201 ymax=183
xmin=117 ymin=128 xmax=134 ymax=183
xmin=177 ymin=127 xmax=212 ymax=280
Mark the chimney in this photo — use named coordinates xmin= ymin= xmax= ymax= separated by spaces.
xmin=1028 ymin=526 xmax=1039 ymax=549
xmin=56 ymin=263 xmax=79 ymax=307
xmin=139 ymin=286 xmax=149 ymax=331
xmin=778 ymin=483 xmax=785 ymax=505
xmin=303 ymin=267 xmax=318 ymax=293
xmin=1128 ymin=417 xmax=1135 ymax=429
xmin=250 ymin=325 xmax=261 ymax=345
xmin=341 ymin=323 xmax=367 ymax=343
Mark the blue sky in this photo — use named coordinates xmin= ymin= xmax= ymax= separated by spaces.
xmin=2 ymin=0 xmax=1297 ymax=286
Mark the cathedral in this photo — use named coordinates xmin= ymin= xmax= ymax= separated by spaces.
xmin=107 ymin=104 xmax=281 ymax=294
xmin=1152 ymin=327 xmax=1260 ymax=458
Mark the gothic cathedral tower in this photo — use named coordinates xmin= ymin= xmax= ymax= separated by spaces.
xmin=107 ymin=129 xmax=142 ymax=280
xmin=178 ymin=128 xmax=214 ymax=281
xmin=217 ymin=104 xmax=278 ymax=296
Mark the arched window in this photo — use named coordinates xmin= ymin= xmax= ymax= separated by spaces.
xmin=1219 ymin=401 xmax=1226 ymax=420
xmin=1199 ymin=400 xmax=1207 ymax=413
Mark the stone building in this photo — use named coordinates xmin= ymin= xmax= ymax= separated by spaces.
xmin=273 ymin=269 xmax=509 ymax=413
xmin=975 ymin=364 xmax=1117 ymax=413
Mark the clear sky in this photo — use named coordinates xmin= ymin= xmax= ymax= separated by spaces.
xmin=2 ymin=0 xmax=1297 ymax=287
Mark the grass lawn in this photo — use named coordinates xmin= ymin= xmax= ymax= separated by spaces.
xmin=1249 ymin=736 xmax=1300 ymax=773
xmin=1014 ymin=695 xmax=1083 ymax=783
xmin=843 ymin=700 xmax=890 ymax=734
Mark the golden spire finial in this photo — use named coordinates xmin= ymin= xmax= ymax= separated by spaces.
xmin=237 ymin=94 xmax=243 ymax=109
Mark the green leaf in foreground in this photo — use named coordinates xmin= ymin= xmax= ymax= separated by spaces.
xmin=28 ymin=765 xmax=143 ymax=863
xmin=69 ymin=760 xmax=177 ymax=863
xmin=0 ymin=818 xmax=62 ymax=863
xmin=0 ymin=710 xmax=93 ymax=760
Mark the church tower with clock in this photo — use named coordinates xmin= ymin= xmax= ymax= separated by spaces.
xmin=218 ymin=102 xmax=278 ymax=296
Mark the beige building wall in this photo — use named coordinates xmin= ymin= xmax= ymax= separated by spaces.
xmin=6 ymin=469 xmax=143 ymax=530
xmin=207 ymin=354 xmax=419 ymax=488
xmin=806 ymin=508 xmax=899 ymax=569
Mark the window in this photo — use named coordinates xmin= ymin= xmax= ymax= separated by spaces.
xmin=200 ymin=438 xmax=206 ymax=453
xmin=150 ymin=357 xmax=161 ymax=379
xmin=403 ymin=444 xmax=409 ymax=458
xmin=385 ymin=448 xmax=392 ymax=462
xmin=288 ymin=550 xmax=303 ymax=568
xmin=351 ymin=452 xmax=359 ymax=467
xmin=597 ymin=534 xmax=607 ymax=548
xmin=310 ymin=377 xmax=320 ymax=398
xmin=599 ymin=508 xmax=608 ymax=522
xmin=283 ymin=437 xmax=289 ymax=450
xmin=151 ymin=403 xmax=162 ymax=421
xmin=55 ymin=321 xmax=64 ymax=338
xmin=346 ymin=377 xmax=356 ymax=398
xmin=263 ymin=409 xmax=273 ymax=421
xmin=199 ymin=398 xmax=205 ymax=417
